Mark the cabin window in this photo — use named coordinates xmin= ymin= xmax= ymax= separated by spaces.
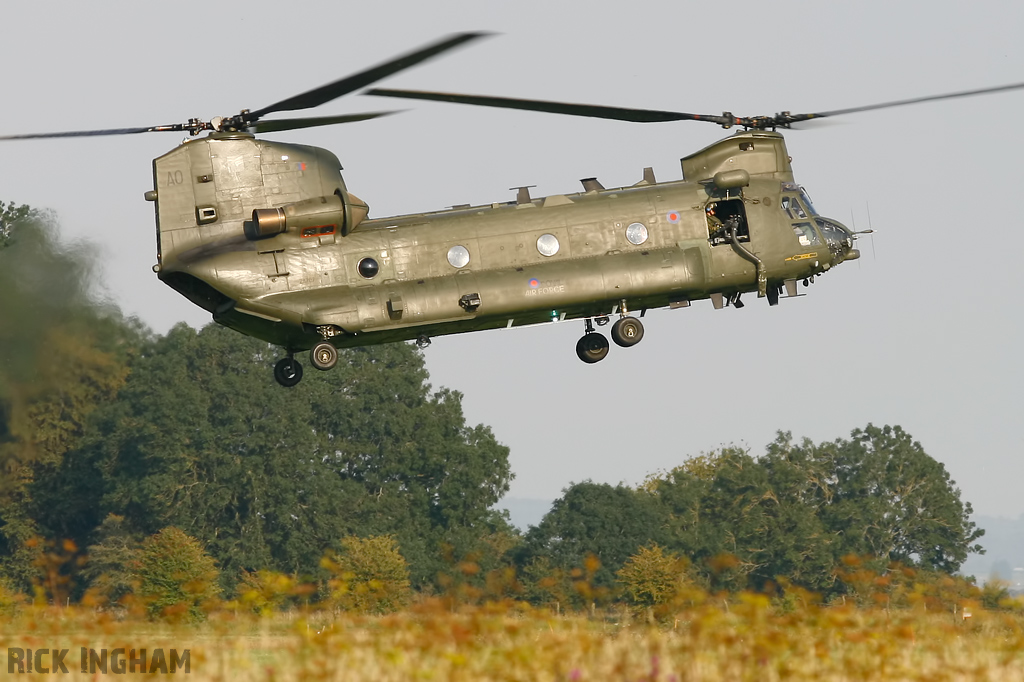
xmin=447 ymin=245 xmax=471 ymax=268
xmin=536 ymin=234 xmax=560 ymax=257
xmin=625 ymin=222 xmax=648 ymax=245
xmin=357 ymin=257 xmax=379 ymax=279
xmin=706 ymin=199 xmax=748 ymax=246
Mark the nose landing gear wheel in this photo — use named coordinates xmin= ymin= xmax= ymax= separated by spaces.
xmin=310 ymin=341 xmax=338 ymax=371
xmin=274 ymin=357 xmax=304 ymax=387
xmin=611 ymin=316 xmax=644 ymax=347
xmin=576 ymin=332 xmax=610 ymax=363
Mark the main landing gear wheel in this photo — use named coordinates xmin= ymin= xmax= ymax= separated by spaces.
xmin=611 ymin=316 xmax=644 ymax=347
xmin=274 ymin=357 xmax=304 ymax=387
xmin=310 ymin=341 xmax=338 ymax=371
xmin=576 ymin=332 xmax=610 ymax=363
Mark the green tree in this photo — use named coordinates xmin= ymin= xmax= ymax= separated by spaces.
xmin=0 ymin=207 xmax=136 ymax=591
xmin=81 ymin=514 xmax=141 ymax=605
xmin=517 ymin=482 xmax=668 ymax=595
xmin=0 ymin=200 xmax=31 ymax=248
xmin=652 ymin=447 xmax=834 ymax=592
xmin=51 ymin=324 xmax=511 ymax=591
xmin=136 ymin=527 xmax=220 ymax=622
xmin=790 ymin=425 xmax=984 ymax=573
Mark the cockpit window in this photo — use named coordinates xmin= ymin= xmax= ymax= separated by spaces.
xmin=781 ymin=195 xmax=808 ymax=219
xmin=792 ymin=222 xmax=821 ymax=247
xmin=799 ymin=189 xmax=818 ymax=215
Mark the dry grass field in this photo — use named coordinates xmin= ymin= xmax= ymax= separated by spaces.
xmin=3 ymin=596 xmax=1024 ymax=681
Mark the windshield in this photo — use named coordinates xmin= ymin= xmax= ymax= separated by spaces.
xmin=799 ymin=188 xmax=817 ymax=215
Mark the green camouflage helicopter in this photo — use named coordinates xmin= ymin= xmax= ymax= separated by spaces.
xmin=4 ymin=34 xmax=1023 ymax=386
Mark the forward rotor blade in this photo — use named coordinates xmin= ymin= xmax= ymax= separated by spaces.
xmin=786 ymin=80 xmax=1024 ymax=123
xmin=366 ymin=88 xmax=731 ymax=125
xmin=0 ymin=124 xmax=188 ymax=141
xmin=249 ymin=111 xmax=400 ymax=134
xmin=249 ymin=32 xmax=491 ymax=120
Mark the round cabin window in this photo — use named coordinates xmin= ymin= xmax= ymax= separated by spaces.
xmin=625 ymin=222 xmax=649 ymax=245
xmin=447 ymin=245 xmax=470 ymax=268
xmin=536 ymin=233 xmax=560 ymax=257
xmin=357 ymin=257 xmax=379 ymax=279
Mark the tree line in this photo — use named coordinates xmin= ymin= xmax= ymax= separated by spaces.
xmin=0 ymin=203 xmax=985 ymax=613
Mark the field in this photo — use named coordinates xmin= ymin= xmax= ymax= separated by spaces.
xmin=3 ymin=598 xmax=1024 ymax=681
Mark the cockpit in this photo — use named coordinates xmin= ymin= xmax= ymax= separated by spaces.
xmin=781 ymin=183 xmax=855 ymax=262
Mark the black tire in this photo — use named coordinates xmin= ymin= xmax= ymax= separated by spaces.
xmin=611 ymin=317 xmax=644 ymax=347
xmin=274 ymin=357 xmax=304 ymax=387
xmin=310 ymin=341 xmax=338 ymax=371
xmin=576 ymin=332 xmax=609 ymax=363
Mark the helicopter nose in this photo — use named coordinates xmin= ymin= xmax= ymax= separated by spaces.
xmin=815 ymin=217 xmax=856 ymax=263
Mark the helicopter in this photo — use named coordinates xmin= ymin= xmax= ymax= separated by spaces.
xmin=4 ymin=33 xmax=1023 ymax=387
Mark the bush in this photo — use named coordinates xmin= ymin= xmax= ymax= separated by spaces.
xmin=617 ymin=543 xmax=691 ymax=611
xmin=323 ymin=535 xmax=411 ymax=614
xmin=136 ymin=527 xmax=220 ymax=622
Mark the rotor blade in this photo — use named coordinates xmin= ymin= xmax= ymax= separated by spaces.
xmin=786 ymin=80 xmax=1024 ymax=123
xmin=366 ymin=88 xmax=733 ymax=125
xmin=0 ymin=124 xmax=188 ymax=141
xmin=249 ymin=111 xmax=400 ymax=134
xmin=249 ymin=32 xmax=491 ymax=120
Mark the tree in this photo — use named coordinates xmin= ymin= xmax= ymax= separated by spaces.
xmin=81 ymin=514 xmax=141 ymax=605
xmin=323 ymin=535 xmax=411 ymax=614
xmin=136 ymin=527 xmax=220 ymax=622
xmin=0 ymin=206 xmax=135 ymax=591
xmin=797 ymin=425 xmax=983 ymax=573
xmin=616 ymin=543 xmax=691 ymax=611
xmin=517 ymin=482 xmax=669 ymax=595
xmin=49 ymin=324 xmax=511 ymax=590
xmin=651 ymin=447 xmax=835 ymax=592
xmin=0 ymin=200 xmax=31 ymax=248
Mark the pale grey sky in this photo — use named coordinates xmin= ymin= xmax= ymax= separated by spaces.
xmin=2 ymin=0 xmax=1022 ymax=522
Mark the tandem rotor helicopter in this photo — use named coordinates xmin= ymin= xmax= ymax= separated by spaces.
xmin=4 ymin=33 xmax=1023 ymax=386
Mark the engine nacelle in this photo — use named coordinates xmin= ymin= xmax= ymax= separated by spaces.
xmin=246 ymin=191 xmax=369 ymax=240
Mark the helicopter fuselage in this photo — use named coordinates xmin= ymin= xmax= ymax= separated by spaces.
xmin=149 ymin=128 xmax=856 ymax=360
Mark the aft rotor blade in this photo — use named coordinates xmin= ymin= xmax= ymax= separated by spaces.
xmin=249 ymin=111 xmax=400 ymax=133
xmin=0 ymin=124 xmax=188 ymax=141
xmin=366 ymin=88 xmax=733 ymax=125
xmin=786 ymin=80 xmax=1024 ymax=123
xmin=249 ymin=32 xmax=491 ymax=120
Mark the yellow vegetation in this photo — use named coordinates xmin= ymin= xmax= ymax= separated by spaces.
xmin=3 ymin=580 xmax=1023 ymax=680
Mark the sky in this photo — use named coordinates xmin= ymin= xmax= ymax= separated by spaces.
xmin=1 ymin=1 xmax=1022 ymax=531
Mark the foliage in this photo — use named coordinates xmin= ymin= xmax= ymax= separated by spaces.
xmin=323 ymin=535 xmax=411 ymax=614
xmin=517 ymin=481 xmax=668 ymax=597
xmin=81 ymin=514 xmax=141 ymax=605
xmin=616 ymin=543 xmax=692 ymax=611
xmin=236 ymin=569 xmax=306 ymax=615
xmin=0 ymin=574 xmax=25 ymax=616
xmin=796 ymin=425 xmax=982 ymax=574
xmin=0 ymin=200 xmax=31 ymax=248
xmin=136 ymin=527 xmax=220 ymax=622
xmin=3 ymin=581 xmax=1024 ymax=681
xmin=0 ymin=205 xmax=136 ymax=589
xmin=622 ymin=447 xmax=834 ymax=593
xmin=47 ymin=324 xmax=511 ymax=592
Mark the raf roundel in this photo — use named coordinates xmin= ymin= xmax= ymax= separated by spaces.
xmin=666 ymin=211 xmax=681 ymax=224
